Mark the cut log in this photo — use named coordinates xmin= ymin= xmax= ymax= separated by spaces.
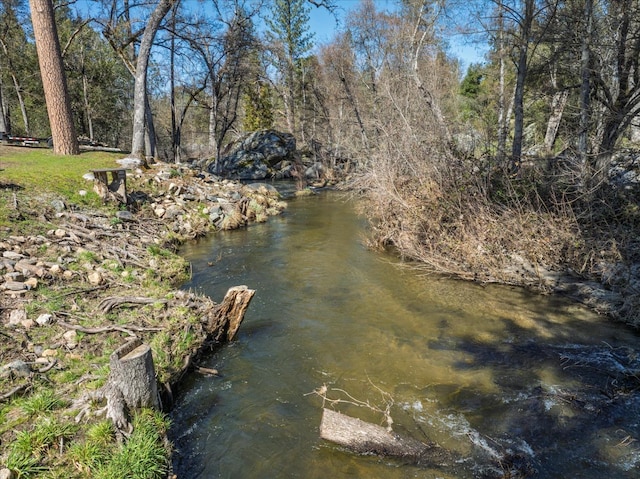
xmin=206 ymin=285 xmax=255 ymax=341
xmin=319 ymin=408 xmax=452 ymax=466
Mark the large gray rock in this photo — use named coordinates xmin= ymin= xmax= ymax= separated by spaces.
xmin=212 ymin=130 xmax=297 ymax=180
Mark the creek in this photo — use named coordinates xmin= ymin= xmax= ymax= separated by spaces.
xmin=169 ymin=189 xmax=640 ymax=478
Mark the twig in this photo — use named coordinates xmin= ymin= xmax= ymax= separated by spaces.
xmin=0 ymin=330 xmax=16 ymax=341
xmin=38 ymin=359 xmax=57 ymax=373
xmin=0 ymin=383 xmax=29 ymax=402
xmin=306 ymin=380 xmax=395 ymax=431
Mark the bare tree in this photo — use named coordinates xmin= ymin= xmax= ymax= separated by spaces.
xmin=130 ymin=0 xmax=176 ymax=161
xmin=29 ymin=0 xmax=78 ymax=154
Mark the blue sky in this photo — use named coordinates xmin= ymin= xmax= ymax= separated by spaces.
xmin=307 ymin=0 xmax=487 ymax=71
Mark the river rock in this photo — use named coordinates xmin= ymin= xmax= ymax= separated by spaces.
xmin=21 ymin=319 xmax=35 ymax=329
xmin=88 ymin=271 xmax=103 ymax=285
xmin=8 ymin=309 xmax=27 ymax=325
xmin=213 ymin=129 xmax=297 ymax=180
xmin=4 ymin=271 xmax=25 ymax=282
xmin=15 ymin=259 xmax=46 ymax=277
xmin=3 ymin=281 xmax=27 ymax=292
xmin=305 ymin=162 xmax=325 ymax=179
xmin=1 ymin=360 xmax=31 ymax=378
xmin=63 ymin=330 xmax=78 ymax=348
xmin=2 ymin=251 xmax=24 ymax=260
xmin=116 ymin=211 xmax=136 ymax=222
xmin=164 ymin=205 xmax=183 ymax=220
xmin=36 ymin=313 xmax=53 ymax=326
xmin=51 ymin=199 xmax=66 ymax=212
xmin=0 ymin=467 xmax=15 ymax=479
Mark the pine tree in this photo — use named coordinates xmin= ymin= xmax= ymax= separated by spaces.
xmin=265 ymin=0 xmax=314 ymax=135
xmin=29 ymin=0 xmax=78 ymax=154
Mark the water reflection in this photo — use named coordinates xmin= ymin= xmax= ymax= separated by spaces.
xmin=170 ymin=192 xmax=640 ymax=478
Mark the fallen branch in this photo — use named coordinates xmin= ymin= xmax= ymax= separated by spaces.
xmin=56 ymin=284 xmax=109 ymax=298
xmin=38 ymin=359 xmax=57 ymax=373
xmin=194 ymin=366 xmax=219 ymax=376
xmin=57 ymin=320 xmax=162 ymax=338
xmin=98 ymin=296 xmax=169 ymax=314
xmin=0 ymin=383 xmax=30 ymax=403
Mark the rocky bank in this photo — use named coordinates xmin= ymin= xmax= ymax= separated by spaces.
xmin=0 ymin=160 xmax=287 ymax=477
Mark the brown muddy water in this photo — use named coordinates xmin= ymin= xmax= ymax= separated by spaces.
xmin=169 ymin=189 xmax=640 ymax=478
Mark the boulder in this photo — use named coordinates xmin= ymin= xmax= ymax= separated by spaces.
xmin=212 ymin=130 xmax=297 ymax=180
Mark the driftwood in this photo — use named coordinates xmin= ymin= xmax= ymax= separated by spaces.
xmin=207 ymin=285 xmax=255 ymax=341
xmin=319 ymin=408 xmax=452 ymax=466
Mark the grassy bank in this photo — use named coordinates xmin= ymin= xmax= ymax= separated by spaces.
xmin=0 ymin=147 xmax=284 ymax=478
xmin=0 ymin=146 xmax=121 ymax=231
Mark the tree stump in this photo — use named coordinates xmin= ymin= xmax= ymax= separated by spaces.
xmin=319 ymin=408 xmax=452 ymax=466
xmin=105 ymin=339 xmax=160 ymax=430
xmin=207 ymin=285 xmax=256 ymax=341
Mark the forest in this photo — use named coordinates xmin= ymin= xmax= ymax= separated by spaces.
xmin=3 ymin=0 xmax=640 ymax=323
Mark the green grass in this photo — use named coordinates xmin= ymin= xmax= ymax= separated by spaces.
xmin=10 ymin=416 xmax=78 ymax=459
xmin=19 ymin=389 xmax=67 ymax=416
xmin=68 ymin=411 xmax=169 ymax=479
xmin=0 ymin=146 xmax=123 ymax=228
xmin=0 ymin=146 xmax=123 ymax=193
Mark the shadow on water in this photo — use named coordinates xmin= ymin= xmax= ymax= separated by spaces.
xmin=169 ymin=190 xmax=640 ymax=479
xmin=419 ymin=287 xmax=640 ymax=478
xmin=436 ymin=315 xmax=640 ymax=478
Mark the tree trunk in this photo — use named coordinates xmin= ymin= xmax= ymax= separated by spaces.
xmin=82 ymin=70 xmax=94 ymax=141
xmin=0 ymin=38 xmax=30 ymax=135
xmin=0 ymin=75 xmax=7 ymax=133
xmin=497 ymin=2 xmax=507 ymax=164
xmin=131 ymin=0 xmax=175 ymax=159
xmin=578 ymin=0 xmax=593 ymax=167
xmin=543 ymin=89 xmax=569 ymax=152
xmin=144 ymin=95 xmax=157 ymax=163
xmin=11 ymin=72 xmax=30 ymax=136
xmin=319 ymin=409 xmax=452 ymax=466
xmin=29 ymin=0 xmax=79 ymax=155
xmin=411 ymin=3 xmax=453 ymax=153
xmin=511 ymin=0 xmax=534 ymax=173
